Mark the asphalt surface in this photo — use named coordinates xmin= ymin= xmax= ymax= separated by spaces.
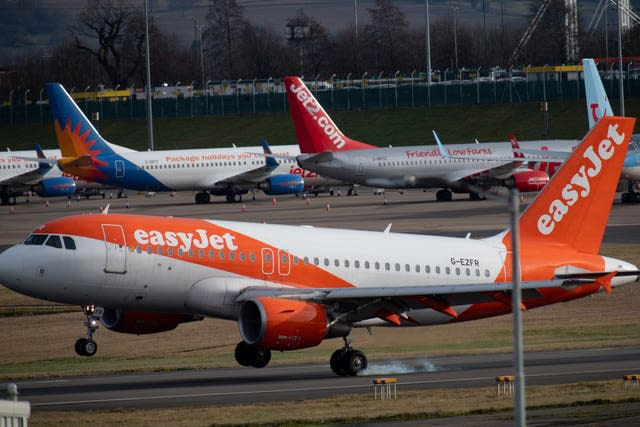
xmin=10 ymin=346 xmax=639 ymax=411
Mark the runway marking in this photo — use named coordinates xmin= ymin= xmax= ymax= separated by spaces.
xmin=30 ymin=367 xmax=637 ymax=408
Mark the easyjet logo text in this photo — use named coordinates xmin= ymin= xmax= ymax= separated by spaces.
xmin=133 ymin=229 xmax=238 ymax=252
xmin=537 ymin=124 xmax=625 ymax=236
xmin=288 ymin=82 xmax=346 ymax=149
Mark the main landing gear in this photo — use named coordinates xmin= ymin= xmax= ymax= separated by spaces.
xmin=75 ymin=305 xmax=102 ymax=357
xmin=195 ymin=191 xmax=211 ymax=204
xmin=234 ymin=341 xmax=271 ymax=368
xmin=329 ymin=336 xmax=368 ymax=376
xmin=435 ymin=189 xmax=452 ymax=202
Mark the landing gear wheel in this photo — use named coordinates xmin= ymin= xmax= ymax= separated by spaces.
xmin=117 ymin=191 xmax=127 ymax=199
xmin=469 ymin=191 xmax=486 ymax=201
xmin=330 ymin=349 xmax=348 ymax=376
xmin=436 ymin=189 xmax=452 ymax=202
xmin=74 ymin=338 xmax=97 ymax=357
xmin=195 ymin=192 xmax=211 ymax=204
xmin=234 ymin=341 xmax=271 ymax=368
xmin=251 ymin=348 xmax=271 ymax=368
xmin=344 ymin=350 xmax=367 ymax=376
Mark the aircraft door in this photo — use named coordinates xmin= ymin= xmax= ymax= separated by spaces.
xmin=102 ymin=224 xmax=127 ymax=274
xmin=115 ymin=160 xmax=125 ymax=178
xmin=277 ymin=249 xmax=290 ymax=276
xmin=355 ymin=158 xmax=366 ymax=176
xmin=261 ymin=248 xmax=274 ymax=275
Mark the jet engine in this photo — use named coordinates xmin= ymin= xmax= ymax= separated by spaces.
xmin=504 ymin=170 xmax=549 ymax=192
xmin=101 ymin=308 xmax=201 ymax=335
xmin=31 ymin=177 xmax=76 ymax=197
xmin=258 ymin=174 xmax=304 ymax=195
xmin=238 ymin=297 xmax=349 ymax=351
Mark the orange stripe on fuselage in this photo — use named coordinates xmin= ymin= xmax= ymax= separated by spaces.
xmin=35 ymin=213 xmax=355 ymax=289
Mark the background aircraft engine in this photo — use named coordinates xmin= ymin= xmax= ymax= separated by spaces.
xmin=505 ymin=170 xmax=549 ymax=192
xmin=101 ymin=308 xmax=198 ymax=335
xmin=258 ymin=174 xmax=304 ymax=195
xmin=239 ymin=297 xmax=332 ymax=351
xmin=31 ymin=177 xmax=76 ymax=197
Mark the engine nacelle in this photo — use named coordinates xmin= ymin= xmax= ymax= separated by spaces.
xmin=258 ymin=174 xmax=304 ymax=195
xmin=239 ymin=297 xmax=349 ymax=351
xmin=505 ymin=170 xmax=549 ymax=192
xmin=31 ymin=177 xmax=76 ymax=197
xmin=101 ymin=308 xmax=200 ymax=335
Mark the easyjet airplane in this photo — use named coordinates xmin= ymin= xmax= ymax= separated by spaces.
xmin=46 ymin=83 xmax=331 ymax=203
xmin=285 ymin=61 xmax=640 ymax=201
xmin=0 ymin=116 xmax=637 ymax=376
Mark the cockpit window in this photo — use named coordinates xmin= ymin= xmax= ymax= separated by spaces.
xmin=45 ymin=235 xmax=62 ymax=249
xmin=63 ymin=236 xmax=76 ymax=250
xmin=24 ymin=234 xmax=48 ymax=245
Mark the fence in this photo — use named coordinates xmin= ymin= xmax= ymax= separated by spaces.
xmin=2 ymin=73 xmax=639 ymax=126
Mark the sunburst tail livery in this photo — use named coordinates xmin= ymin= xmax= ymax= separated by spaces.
xmin=0 ymin=116 xmax=637 ymax=376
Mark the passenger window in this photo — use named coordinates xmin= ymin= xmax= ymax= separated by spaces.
xmin=354 ymin=260 xmax=360 ymax=268
xmin=292 ymin=256 xmax=298 ymax=265
xmin=394 ymin=263 xmax=400 ymax=271
xmin=344 ymin=260 xmax=349 ymax=268
xmin=405 ymin=264 xmax=410 ymax=272
xmin=435 ymin=266 xmax=441 ymax=274
xmin=63 ymin=236 xmax=76 ymax=250
xmin=188 ymin=249 xmax=194 ymax=257
xmin=45 ymin=235 xmax=62 ymax=248
xmin=334 ymin=259 xmax=339 ymax=267
xmin=385 ymin=263 xmax=390 ymax=271
xmin=415 ymin=264 xmax=420 ymax=273
xmin=208 ymin=250 xmax=214 ymax=258
xmin=445 ymin=267 xmax=451 ymax=275
xmin=485 ymin=269 xmax=490 ymax=277
xmin=365 ymin=261 xmax=370 ymax=269
xmin=157 ymin=247 xmax=163 ymax=256
xmin=425 ymin=265 xmax=430 ymax=273
xmin=303 ymin=256 xmax=309 ymax=264
xmin=198 ymin=249 xmax=204 ymax=258
xmin=465 ymin=268 xmax=470 ymax=276
xmin=24 ymin=234 xmax=47 ymax=245
xmin=240 ymin=252 xmax=246 ymax=261
xmin=324 ymin=258 xmax=329 ymax=266
xmin=167 ymin=248 xmax=173 ymax=256
xmin=455 ymin=267 xmax=460 ymax=275
xmin=250 ymin=253 xmax=256 ymax=262
xmin=314 ymin=257 xmax=319 ymax=265
xmin=178 ymin=248 xmax=183 ymax=256
xmin=475 ymin=269 xmax=480 ymax=277
xmin=229 ymin=252 xmax=235 ymax=261
xmin=219 ymin=251 xmax=225 ymax=260
xmin=146 ymin=247 xmax=152 ymax=254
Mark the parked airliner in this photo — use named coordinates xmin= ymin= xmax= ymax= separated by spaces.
xmin=46 ymin=84 xmax=330 ymax=203
xmin=286 ymin=59 xmax=640 ymax=201
xmin=0 ymin=116 xmax=637 ymax=376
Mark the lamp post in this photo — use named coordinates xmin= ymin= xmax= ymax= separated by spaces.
xmin=266 ymin=77 xmax=272 ymax=111
xmin=206 ymin=79 xmax=212 ymax=114
xmin=129 ymin=84 xmax=135 ymax=119
xmin=476 ymin=67 xmax=481 ymax=104
xmin=346 ymin=73 xmax=352 ymax=110
xmin=39 ymin=88 xmax=44 ymax=124
xmin=542 ymin=64 xmax=549 ymax=137
xmin=97 ymin=84 xmax=103 ymax=127
xmin=361 ymin=71 xmax=368 ymax=109
xmin=221 ymin=79 xmax=226 ymax=116
xmin=197 ymin=24 xmax=206 ymax=93
xmin=144 ymin=0 xmax=154 ymax=151
xmin=617 ymin=0 xmax=625 ymax=116
xmin=377 ymin=71 xmax=383 ymax=108
xmin=174 ymin=81 xmax=180 ymax=116
xmin=394 ymin=70 xmax=400 ymax=108
xmin=84 ymin=85 xmax=90 ymax=114
xmin=410 ymin=69 xmax=416 ymax=107
xmin=24 ymin=89 xmax=30 ymax=124
xmin=8 ymin=89 xmax=13 ymax=125
xmin=252 ymin=77 xmax=257 ymax=114
xmin=444 ymin=68 xmax=449 ymax=104
xmin=453 ymin=6 xmax=459 ymax=73
xmin=236 ymin=78 xmax=242 ymax=114
xmin=114 ymin=84 xmax=120 ymax=119
xmin=330 ymin=73 xmax=336 ymax=108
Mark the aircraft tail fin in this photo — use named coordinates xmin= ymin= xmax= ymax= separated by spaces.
xmin=45 ymin=83 xmax=115 ymax=157
xmin=515 ymin=116 xmax=635 ymax=254
xmin=583 ymin=59 xmax=613 ymax=129
xmin=284 ymin=76 xmax=375 ymax=153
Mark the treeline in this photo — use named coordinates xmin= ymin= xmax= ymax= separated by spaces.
xmin=2 ymin=0 xmax=640 ymax=99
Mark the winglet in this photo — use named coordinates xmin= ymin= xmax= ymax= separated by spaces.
xmin=101 ymin=204 xmax=110 ymax=214
xmin=261 ymin=139 xmax=279 ymax=169
xmin=432 ymin=130 xmax=449 ymax=158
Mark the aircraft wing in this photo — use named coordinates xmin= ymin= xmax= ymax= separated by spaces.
xmin=235 ymin=274 xmax=613 ymax=324
xmin=219 ymin=140 xmax=280 ymax=184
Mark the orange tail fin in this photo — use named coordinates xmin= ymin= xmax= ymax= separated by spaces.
xmin=284 ymin=76 xmax=375 ymax=153
xmin=516 ymin=116 xmax=635 ymax=254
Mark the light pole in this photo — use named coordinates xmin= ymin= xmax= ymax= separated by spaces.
xmin=542 ymin=64 xmax=549 ymax=137
xmin=476 ymin=67 xmax=481 ymax=104
xmin=8 ymin=89 xmax=13 ymax=125
xmin=236 ymin=78 xmax=242 ymax=114
xmin=346 ymin=73 xmax=352 ymax=110
xmin=129 ymin=84 xmax=135 ymax=119
xmin=221 ymin=79 xmax=226 ymax=116
xmin=174 ymin=81 xmax=181 ymax=116
xmin=206 ymin=79 xmax=212 ymax=114
xmin=39 ymin=88 xmax=44 ymax=124
xmin=453 ymin=7 xmax=459 ymax=73
xmin=197 ymin=24 xmax=206 ymax=93
xmin=444 ymin=68 xmax=449 ymax=104
xmin=24 ymin=89 xmax=30 ymax=124
xmin=330 ymin=73 xmax=336 ymax=108
xmin=617 ymin=1 xmax=625 ymax=116
xmin=377 ymin=71 xmax=383 ymax=108
xmin=266 ymin=77 xmax=272 ymax=111
xmin=411 ymin=69 xmax=416 ymax=107
xmin=84 ymin=85 xmax=90 ymax=114
xmin=361 ymin=71 xmax=367 ymax=109
xmin=144 ymin=0 xmax=154 ymax=151
xmin=97 ymin=84 xmax=103 ymax=127
xmin=425 ymin=0 xmax=432 ymax=105
xmin=394 ymin=70 xmax=400 ymax=108
xmin=252 ymin=77 xmax=257 ymax=114
xmin=114 ymin=84 xmax=120 ymax=119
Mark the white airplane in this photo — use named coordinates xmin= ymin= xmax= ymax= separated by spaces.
xmin=0 ymin=116 xmax=637 ymax=376
xmin=46 ymin=83 xmax=332 ymax=203
xmin=0 ymin=146 xmax=76 ymax=205
xmin=285 ymin=60 xmax=640 ymax=201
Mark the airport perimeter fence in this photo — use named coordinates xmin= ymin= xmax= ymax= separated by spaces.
xmin=2 ymin=74 xmax=640 ymax=126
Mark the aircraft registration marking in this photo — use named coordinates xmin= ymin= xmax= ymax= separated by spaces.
xmin=449 ymin=257 xmax=480 ymax=267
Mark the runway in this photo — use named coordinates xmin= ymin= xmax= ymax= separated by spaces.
xmin=14 ymin=346 xmax=640 ymax=411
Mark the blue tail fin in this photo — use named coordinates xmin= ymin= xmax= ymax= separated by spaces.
xmin=45 ymin=83 xmax=115 ymax=157
xmin=583 ymin=59 xmax=613 ymax=129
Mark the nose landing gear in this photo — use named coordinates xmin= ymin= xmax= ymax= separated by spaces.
xmin=75 ymin=305 xmax=102 ymax=357
xmin=329 ymin=336 xmax=368 ymax=376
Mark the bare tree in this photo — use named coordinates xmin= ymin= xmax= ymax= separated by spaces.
xmin=204 ymin=0 xmax=247 ymax=78
xmin=285 ymin=9 xmax=332 ymax=78
xmin=364 ymin=0 xmax=410 ymax=73
xmin=72 ymin=0 xmax=152 ymax=86
xmin=241 ymin=24 xmax=292 ymax=78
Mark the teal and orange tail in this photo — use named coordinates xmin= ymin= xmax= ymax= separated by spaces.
xmin=284 ymin=76 xmax=375 ymax=153
xmin=516 ymin=116 xmax=635 ymax=254
xmin=46 ymin=83 xmax=115 ymax=158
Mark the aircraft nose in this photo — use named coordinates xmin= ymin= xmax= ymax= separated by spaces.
xmin=0 ymin=245 xmax=24 ymax=292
